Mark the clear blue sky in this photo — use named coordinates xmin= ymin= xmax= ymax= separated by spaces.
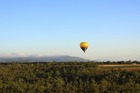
xmin=0 ymin=0 xmax=140 ymax=61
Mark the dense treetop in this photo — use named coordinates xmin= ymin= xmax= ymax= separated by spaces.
xmin=0 ymin=62 xmax=139 ymax=93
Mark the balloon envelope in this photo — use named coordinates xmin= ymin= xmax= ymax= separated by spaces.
xmin=80 ymin=42 xmax=89 ymax=52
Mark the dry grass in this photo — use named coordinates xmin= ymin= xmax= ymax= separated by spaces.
xmin=99 ymin=64 xmax=140 ymax=71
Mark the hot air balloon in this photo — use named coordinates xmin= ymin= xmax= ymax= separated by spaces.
xmin=80 ymin=42 xmax=89 ymax=53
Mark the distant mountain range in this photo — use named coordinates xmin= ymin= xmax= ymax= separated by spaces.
xmin=0 ymin=55 xmax=91 ymax=62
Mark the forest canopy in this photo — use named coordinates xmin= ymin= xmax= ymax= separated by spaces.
xmin=0 ymin=62 xmax=139 ymax=93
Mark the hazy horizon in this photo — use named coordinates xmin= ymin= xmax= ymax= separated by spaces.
xmin=0 ymin=0 xmax=140 ymax=61
xmin=0 ymin=53 xmax=139 ymax=61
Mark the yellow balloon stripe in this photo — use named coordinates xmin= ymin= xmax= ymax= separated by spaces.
xmin=80 ymin=42 xmax=89 ymax=52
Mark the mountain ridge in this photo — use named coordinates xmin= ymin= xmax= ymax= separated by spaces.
xmin=0 ymin=55 xmax=90 ymax=62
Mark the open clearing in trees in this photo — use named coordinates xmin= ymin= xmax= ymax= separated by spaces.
xmin=99 ymin=64 xmax=140 ymax=71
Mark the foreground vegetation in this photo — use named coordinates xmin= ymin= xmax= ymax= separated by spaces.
xmin=0 ymin=62 xmax=140 ymax=93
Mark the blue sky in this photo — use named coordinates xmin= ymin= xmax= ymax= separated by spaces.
xmin=0 ymin=0 xmax=140 ymax=61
